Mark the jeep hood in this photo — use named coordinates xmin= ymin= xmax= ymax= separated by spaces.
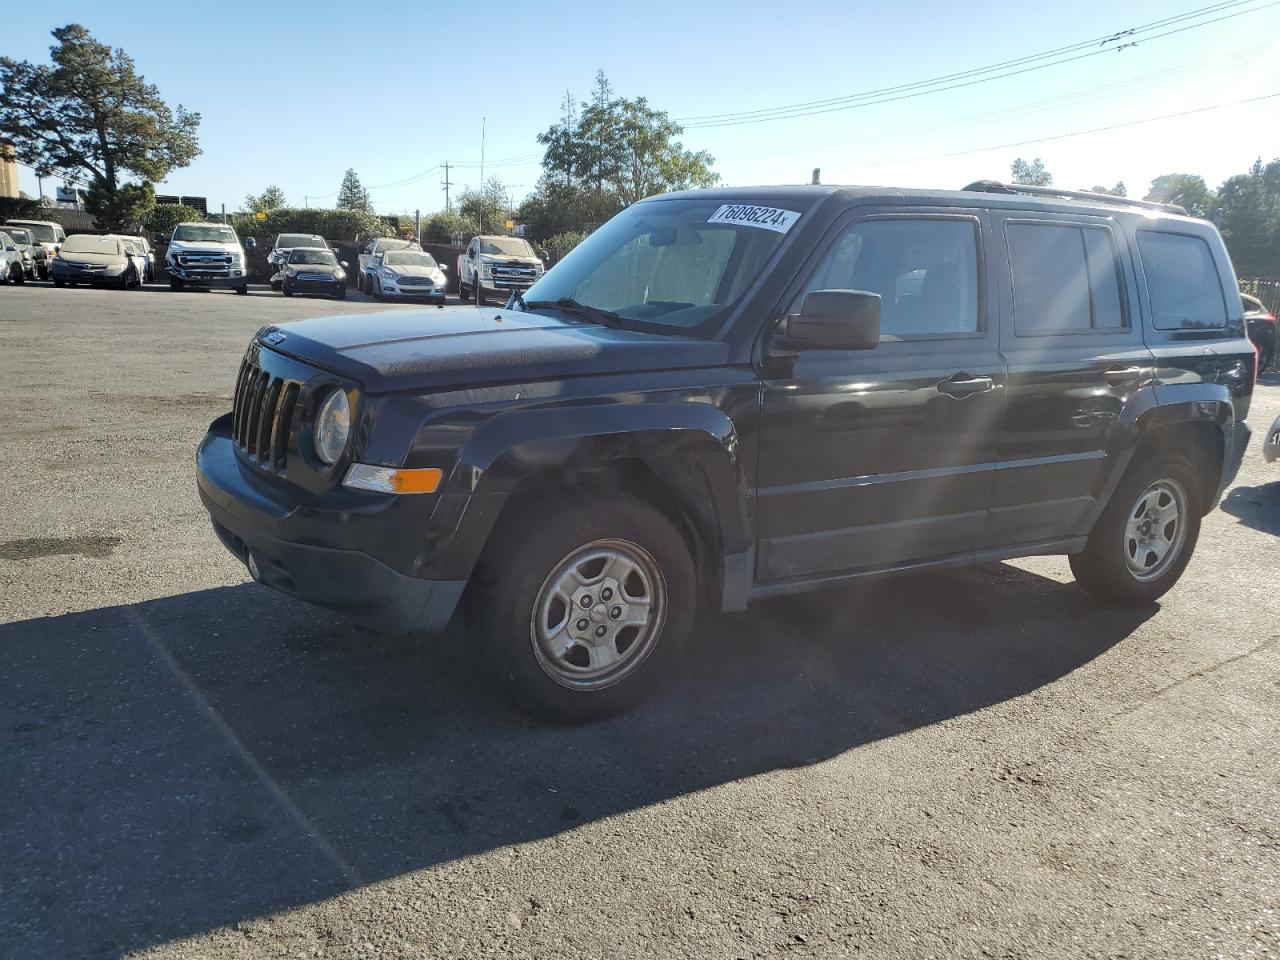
xmin=258 ymin=306 xmax=730 ymax=393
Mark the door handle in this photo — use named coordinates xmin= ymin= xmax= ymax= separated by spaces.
xmin=936 ymin=374 xmax=995 ymax=398
xmin=1100 ymin=364 xmax=1142 ymax=385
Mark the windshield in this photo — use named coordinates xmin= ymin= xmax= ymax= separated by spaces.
xmin=172 ymin=224 xmax=237 ymax=244
xmin=383 ymin=251 xmax=437 ymax=268
xmin=61 ymin=235 xmax=122 ymax=256
xmin=289 ymin=249 xmax=338 ymax=265
xmin=10 ymin=222 xmax=57 ymax=243
xmin=479 ymin=237 xmax=535 ymax=258
xmin=277 ymin=234 xmax=326 ymax=249
xmin=522 ymin=197 xmax=810 ymax=335
xmin=1 ymin=228 xmax=31 ymax=245
xmin=374 ymin=239 xmax=416 ymax=253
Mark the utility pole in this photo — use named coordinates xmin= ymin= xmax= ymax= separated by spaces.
xmin=304 ymin=195 xmax=309 ymax=209
xmin=479 ymin=116 xmax=486 ymax=233
xmin=221 ymin=202 xmax=226 ymax=224
xmin=441 ymin=162 xmax=452 ymax=212
xmin=414 ymin=208 xmax=420 ymax=241
xmin=811 ymin=168 xmax=821 ymax=185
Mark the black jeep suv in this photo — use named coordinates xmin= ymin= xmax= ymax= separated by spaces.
xmin=197 ymin=183 xmax=1254 ymax=722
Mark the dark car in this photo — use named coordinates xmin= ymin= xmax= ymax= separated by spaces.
xmin=50 ymin=234 xmax=134 ymax=288
xmin=197 ymin=182 xmax=1254 ymax=722
xmin=281 ymin=248 xmax=348 ymax=300
xmin=1242 ymin=292 xmax=1276 ymax=372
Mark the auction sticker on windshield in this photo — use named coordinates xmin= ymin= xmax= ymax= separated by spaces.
xmin=706 ymin=204 xmax=800 ymax=233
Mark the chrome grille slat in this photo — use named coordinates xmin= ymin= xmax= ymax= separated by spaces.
xmin=245 ymin=371 xmax=269 ymax=458
xmin=271 ymin=383 xmax=300 ymax=472
xmin=256 ymin=379 xmax=282 ymax=461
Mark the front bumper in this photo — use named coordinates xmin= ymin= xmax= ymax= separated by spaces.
xmin=377 ymin=279 xmax=446 ymax=300
xmin=51 ymin=263 xmax=122 ymax=283
xmin=288 ymin=275 xmax=347 ymax=296
xmin=167 ymin=263 xmax=247 ymax=288
xmin=1222 ymin=420 xmax=1252 ymax=491
xmin=196 ymin=417 xmax=465 ymax=634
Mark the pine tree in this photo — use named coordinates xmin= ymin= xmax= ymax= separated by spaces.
xmin=336 ymin=168 xmax=371 ymax=213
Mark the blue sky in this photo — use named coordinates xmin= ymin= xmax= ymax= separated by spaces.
xmin=8 ymin=0 xmax=1280 ymax=213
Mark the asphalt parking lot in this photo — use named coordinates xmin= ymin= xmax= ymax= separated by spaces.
xmin=2 ymin=281 xmax=1278 ymax=960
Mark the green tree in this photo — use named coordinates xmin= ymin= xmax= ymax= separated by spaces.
xmin=458 ymin=177 xmax=512 ymax=233
xmin=0 ymin=25 xmax=200 ymax=217
xmin=517 ymin=175 xmax=620 ymax=240
xmin=85 ymin=175 xmax=154 ymax=230
xmin=535 ymin=72 xmax=718 ymax=208
xmin=1085 ymin=182 xmax=1126 ymax=197
xmin=1215 ymin=159 xmax=1280 ymax=277
xmin=143 ymin=203 xmax=207 ymax=237
xmin=1143 ymin=173 xmax=1215 ymax=217
xmin=1010 ymin=157 xmax=1053 ymax=186
xmin=244 ymin=184 xmax=286 ymax=212
xmin=336 ymin=168 xmax=372 ymax=213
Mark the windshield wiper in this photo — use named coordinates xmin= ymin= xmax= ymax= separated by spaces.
xmin=524 ymin=297 xmax=625 ymax=328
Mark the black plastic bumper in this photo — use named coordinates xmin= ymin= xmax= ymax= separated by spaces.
xmin=196 ymin=423 xmax=465 ymax=635
xmin=1222 ymin=420 xmax=1251 ymax=493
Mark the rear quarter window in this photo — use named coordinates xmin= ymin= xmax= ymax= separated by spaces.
xmin=1136 ymin=231 xmax=1228 ymax=330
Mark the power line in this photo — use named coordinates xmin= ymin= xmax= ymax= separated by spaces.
xmin=678 ymin=0 xmax=1280 ymax=128
xmin=826 ymin=91 xmax=1280 ymax=174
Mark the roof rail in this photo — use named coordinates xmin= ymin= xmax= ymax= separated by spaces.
xmin=960 ymin=180 xmax=1188 ymax=216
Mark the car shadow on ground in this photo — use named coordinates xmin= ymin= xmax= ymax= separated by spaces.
xmin=1 ymin=564 xmax=1153 ymax=958
xmin=1220 ymin=481 xmax=1280 ymax=535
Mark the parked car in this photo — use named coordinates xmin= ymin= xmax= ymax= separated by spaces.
xmin=356 ymin=237 xmax=420 ymax=293
xmin=4 ymin=219 xmax=66 ymax=279
xmin=198 ymin=181 xmax=1254 ymax=723
xmin=50 ymin=234 xmax=134 ymax=288
xmin=281 ymin=248 xmax=348 ymax=300
xmin=457 ymin=235 xmax=544 ymax=305
xmin=0 ymin=231 xmax=25 ymax=284
xmin=269 ymin=233 xmax=330 ymax=290
xmin=0 ymin=225 xmax=42 ymax=280
xmin=366 ymin=249 xmax=447 ymax=305
xmin=108 ymin=235 xmax=148 ymax=287
xmin=1264 ymin=414 xmax=1280 ymax=463
xmin=162 ymin=222 xmax=254 ymax=294
xmin=1242 ymin=293 xmax=1276 ymax=373
xmin=120 ymin=234 xmax=155 ymax=282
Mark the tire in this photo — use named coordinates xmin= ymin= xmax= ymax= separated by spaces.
xmin=335 ymin=286 xmax=347 ymax=300
xmin=370 ymin=276 xmax=381 ymax=300
xmin=1259 ymin=336 xmax=1275 ymax=375
xmin=1069 ymin=455 xmax=1202 ymax=605
xmin=282 ymin=281 xmax=293 ymax=297
xmin=236 ymin=284 xmax=249 ymax=295
xmin=458 ymin=280 xmax=470 ymax=301
xmin=39 ymin=265 xmax=49 ymax=281
xmin=468 ymin=490 xmax=696 ymax=723
xmin=169 ymin=278 xmax=184 ymax=291
xmin=474 ymin=279 xmax=485 ymax=306
xmin=13 ymin=265 xmax=24 ymax=285
xmin=53 ymin=277 xmax=65 ymax=288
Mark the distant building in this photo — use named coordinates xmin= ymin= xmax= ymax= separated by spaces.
xmin=156 ymin=194 xmax=208 ymax=215
xmin=56 ymin=185 xmax=87 ymax=209
xmin=0 ymin=141 xmax=17 ymax=198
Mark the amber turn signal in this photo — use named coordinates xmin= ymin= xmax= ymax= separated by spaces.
xmin=343 ymin=464 xmax=444 ymax=495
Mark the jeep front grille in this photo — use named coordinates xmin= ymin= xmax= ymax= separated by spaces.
xmin=232 ymin=354 xmax=301 ymax=474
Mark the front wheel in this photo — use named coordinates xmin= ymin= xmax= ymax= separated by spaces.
xmin=169 ymin=278 xmax=184 ymax=291
xmin=53 ymin=277 xmax=65 ymax=288
xmin=1070 ymin=455 xmax=1201 ymax=605
xmin=468 ymin=491 xmax=696 ymax=723
xmin=235 ymin=284 xmax=249 ymax=295
xmin=474 ymin=279 xmax=486 ymax=306
xmin=282 ymin=281 xmax=293 ymax=297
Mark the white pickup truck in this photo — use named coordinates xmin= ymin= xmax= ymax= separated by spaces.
xmin=162 ymin=221 xmax=255 ymax=294
xmin=456 ymin=235 xmax=544 ymax=305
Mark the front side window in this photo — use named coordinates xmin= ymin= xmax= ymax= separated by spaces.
xmin=523 ymin=196 xmax=813 ymax=336
xmin=793 ymin=217 xmax=980 ymax=338
xmin=1007 ymin=222 xmax=1126 ymax=335
xmin=1136 ymin=231 xmax=1228 ymax=330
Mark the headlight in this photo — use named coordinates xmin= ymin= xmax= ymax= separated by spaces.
xmin=380 ymin=268 xmax=397 ymax=279
xmin=313 ymin=388 xmax=351 ymax=465
xmin=334 ymin=269 xmax=346 ymax=280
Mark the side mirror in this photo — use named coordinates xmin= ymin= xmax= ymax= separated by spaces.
xmin=152 ymin=232 xmax=163 ymax=245
xmin=244 ymin=236 xmax=257 ymax=249
xmin=785 ymin=290 xmax=881 ymax=350
xmin=439 ymin=264 xmax=448 ymax=272
xmin=538 ymin=248 xmax=549 ymax=261
xmin=339 ymin=261 xmax=349 ymax=269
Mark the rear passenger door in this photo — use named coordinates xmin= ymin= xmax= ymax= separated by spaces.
xmin=984 ymin=213 xmax=1153 ymax=548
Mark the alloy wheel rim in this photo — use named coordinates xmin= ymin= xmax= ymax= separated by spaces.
xmin=530 ymin=538 xmax=667 ymax=690
xmin=1122 ymin=478 xmax=1188 ymax=582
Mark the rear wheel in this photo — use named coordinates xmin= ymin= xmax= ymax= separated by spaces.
xmin=468 ymin=490 xmax=696 ymax=723
xmin=1258 ymin=335 xmax=1275 ymax=374
xmin=1070 ymin=455 xmax=1201 ymax=605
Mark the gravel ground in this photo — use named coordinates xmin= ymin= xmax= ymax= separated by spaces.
xmin=1 ymin=281 xmax=1277 ymax=960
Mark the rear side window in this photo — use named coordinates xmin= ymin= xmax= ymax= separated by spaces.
xmin=1136 ymin=231 xmax=1228 ymax=330
xmin=1006 ymin=222 xmax=1126 ymax=335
